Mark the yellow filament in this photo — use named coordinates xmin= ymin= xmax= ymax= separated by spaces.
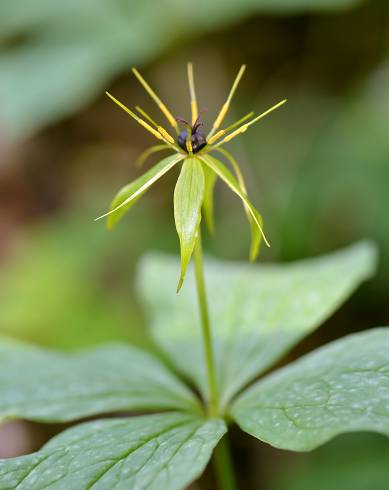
xmin=132 ymin=68 xmax=178 ymax=130
xmin=207 ymin=130 xmax=225 ymax=145
xmin=218 ymin=99 xmax=287 ymax=145
xmin=223 ymin=112 xmax=254 ymax=133
xmin=187 ymin=63 xmax=198 ymax=125
xmin=191 ymin=101 xmax=198 ymax=125
xmin=138 ymin=120 xmax=164 ymax=140
xmin=158 ymin=126 xmax=175 ymax=144
xmin=224 ymin=126 xmax=247 ymax=142
xmin=213 ymin=103 xmax=229 ymax=130
xmin=105 ymin=92 xmax=163 ymax=141
xmin=208 ymin=65 xmax=246 ymax=136
xmin=135 ymin=106 xmax=159 ymax=128
xmin=244 ymin=99 xmax=287 ymax=129
xmin=159 ymin=103 xmax=178 ymax=129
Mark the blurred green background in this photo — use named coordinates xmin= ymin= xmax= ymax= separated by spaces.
xmin=0 ymin=0 xmax=388 ymax=487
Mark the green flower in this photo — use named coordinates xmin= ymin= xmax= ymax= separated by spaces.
xmin=96 ymin=64 xmax=286 ymax=291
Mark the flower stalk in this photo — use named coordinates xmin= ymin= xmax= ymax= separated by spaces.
xmin=193 ymin=229 xmax=219 ymax=417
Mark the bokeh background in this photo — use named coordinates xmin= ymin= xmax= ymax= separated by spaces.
xmin=0 ymin=0 xmax=388 ymax=488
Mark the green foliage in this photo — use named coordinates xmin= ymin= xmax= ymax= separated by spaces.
xmin=0 ymin=209 xmax=149 ymax=349
xmin=139 ymin=241 xmax=376 ymax=407
xmin=0 ymin=412 xmax=226 ymax=490
xmin=174 ymin=158 xmax=205 ymax=291
xmin=0 ymin=0 xmax=364 ymax=140
xmin=0 ymin=243 xmax=387 ymax=489
xmin=231 ymin=328 xmax=389 ymax=451
xmin=0 ymin=338 xmax=199 ymax=423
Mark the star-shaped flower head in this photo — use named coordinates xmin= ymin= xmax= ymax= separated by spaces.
xmin=96 ymin=64 xmax=286 ymax=291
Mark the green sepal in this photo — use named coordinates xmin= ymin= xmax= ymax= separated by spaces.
xmin=202 ymin=163 xmax=217 ymax=234
xmin=211 ymin=147 xmax=262 ymax=260
xmin=95 ymin=153 xmax=183 ymax=228
xmin=200 ymin=154 xmax=268 ymax=249
xmin=174 ymin=157 xmax=205 ymax=292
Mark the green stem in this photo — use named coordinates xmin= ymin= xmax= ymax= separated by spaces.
xmin=193 ymin=229 xmax=218 ymax=417
xmin=213 ymin=434 xmax=237 ymax=490
xmin=193 ymin=229 xmax=238 ymax=490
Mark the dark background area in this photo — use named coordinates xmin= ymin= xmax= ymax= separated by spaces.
xmin=0 ymin=1 xmax=388 ymax=488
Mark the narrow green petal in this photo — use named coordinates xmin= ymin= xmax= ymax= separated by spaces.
xmin=202 ymin=163 xmax=217 ymax=234
xmin=211 ymin=147 xmax=262 ymax=260
xmin=174 ymin=157 xmax=205 ymax=292
xmin=95 ymin=153 xmax=182 ymax=228
xmin=200 ymin=154 xmax=269 ymax=247
xmin=135 ymin=144 xmax=170 ymax=167
xmin=246 ymin=206 xmax=263 ymax=261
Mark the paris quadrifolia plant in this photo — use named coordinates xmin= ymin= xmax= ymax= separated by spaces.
xmin=0 ymin=64 xmax=387 ymax=490
xmin=95 ymin=63 xmax=286 ymax=292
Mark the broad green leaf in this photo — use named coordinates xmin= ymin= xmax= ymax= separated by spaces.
xmin=200 ymin=154 xmax=268 ymax=248
xmin=138 ymin=241 xmax=376 ymax=408
xmin=0 ymin=338 xmax=200 ymax=422
xmin=231 ymin=328 xmax=389 ymax=451
xmin=210 ymin=147 xmax=262 ymax=260
xmin=98 ymin=153 xmax=182 ymax=228
xmin=174 ymin=157 xmax=205 ymax=292
xmin=0 ymin=412 xmax=226 ymax=490
xmin=202 ymin=163 xmax=217 ymax=234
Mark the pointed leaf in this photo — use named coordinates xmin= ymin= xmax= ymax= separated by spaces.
xmin=138 ymin=241 xmax=377 ymax=408
xmin=200 ymin=154 xmax=269 ymax=247
xmin=174 ymin=157 xmax=205 ymax=291
xmin=231 ymin=328 xmax=389 ymax=451
xmin=97 ymin=153 xmax=182 ymax=228
xmin=202 ymin=163 xmax=217 ymax=234
xmin=0 ymin=338 xmax=200 ymax=423
xmin=0 ymin=412 xmax=226 ymax=490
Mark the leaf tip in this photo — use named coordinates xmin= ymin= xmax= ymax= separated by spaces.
xmin=176 ymin=275 xmax=184 ymax=294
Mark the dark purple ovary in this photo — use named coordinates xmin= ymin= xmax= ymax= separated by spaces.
xmin=177 ymin=129 xmax=207 ymax=153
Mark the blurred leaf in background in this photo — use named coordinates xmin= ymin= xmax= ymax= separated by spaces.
xmin=0 ymin=204 xmax=151 ymax=349
xmin=273 ymin=433 xmax=389 ymax=490
xmin=0 ymin=0 xmax=365 ymax=142
xmin=240 ymin=62 xmax=389 ymax=302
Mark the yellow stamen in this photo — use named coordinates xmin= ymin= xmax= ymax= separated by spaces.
xmin=213 ymin=103 xmax=229 ymax=130
xmin=159 ymin=103 xmax=178 ymax=130
xmin=217 ymin=99 xmax=287 ymax=146
xmin=208 ymin=65 xmax=246 ymax=138
xmin=135 ymin=106 xmax=159 ymax=128
xmin=207 ymin=130 xmax=225 ymax=145
xmin=186 ymin=139 xmax=193 ymax=153
xmin=187 ymin=62 xmax=198 ymax=125
xmin=105 ymin=91 xmax=163 ymax=141
xmin=223 ymin=126 xmax=247 ymax=142
xmin=132 ymin=68 xmax=178 ymax=131
xmin=207 ymin=113 xmax=253 ymax=147
xmin=138 ymin=120 xmax=164 ymax=140
xmin=158 ymin=126 xmax=175 ymax=144
xmin=223 ymin=112 xmax=254 ymax=133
